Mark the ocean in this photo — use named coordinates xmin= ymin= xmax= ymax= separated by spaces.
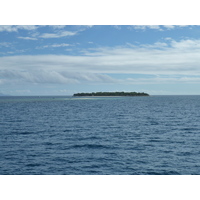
xmin=1 ymin=95 xmax=200 ymax=175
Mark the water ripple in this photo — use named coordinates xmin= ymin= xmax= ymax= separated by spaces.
xmin=1 ymin=95 xmax=200 ymax=174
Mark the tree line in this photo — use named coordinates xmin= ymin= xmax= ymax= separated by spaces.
xmin=73 ymin=91 xmax=149 ymax=96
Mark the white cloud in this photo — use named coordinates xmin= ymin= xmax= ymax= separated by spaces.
xmin=140 ymin=42 xmax=168 ymax=49
xmin=50 ymin=25 xmax=67 ymax=29
xmin=61 ymin=72 xmax=116 ymax=83
xmin=0 ymin=69 xmax=115 ymax=85
xmin=146 ymin=25 xmax=161 ymax=30
xmin=37 ymin=43 xmax=71 ymax=49
xmin=2 ymin=39 xmax=200 ymax=85
xmin=124 ymin=76 xmax=200 ymax=84
xmin=112 ymin=25 xmax=121 ymax=30
xmin=40 ymin=30 xmax=77 ymax=38
xmin=0 ymin=25 xmax=38 ymax=32
xmin=164 ymin=37 xmax=172 ymax=41
xmin=86 ymin=25 xmax=93 ymax=28
xmin=0 ymin=25 xmax=89 ymax=41
xmin=0 ymin=70 xmax=79 ymax=84
xmin=130 ymin=25 xmax=162 ymax=31
xmin=18 ymin=36 xmax=38 ymax=40
xmin=170 ymin=39 xmax=200 ymax=49
xmin=130 ymin=25 xmax=190 ymax=31
xmin=17 ymin=25 xmax=38 ymax=30
xmin=163 ymin=25 xmax=175 ymax=29
xmin=50 ymin=43 xmax=71 ymax=47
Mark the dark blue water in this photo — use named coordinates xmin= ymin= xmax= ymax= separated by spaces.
xmin=1 ymin=95 xmax=200 ymax=175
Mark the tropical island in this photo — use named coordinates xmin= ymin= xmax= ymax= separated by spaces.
xmin=73 ymin=91 xmax=149 ymax=97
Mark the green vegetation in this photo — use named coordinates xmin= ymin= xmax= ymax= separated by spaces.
xmin=73 ymin=91 xmax=149 ymax=96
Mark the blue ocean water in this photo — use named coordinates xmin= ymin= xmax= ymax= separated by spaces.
xmin=1 ymin=95 xmax=200 ymax=175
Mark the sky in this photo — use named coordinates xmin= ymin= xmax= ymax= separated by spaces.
xmin=1 ymin=25 xmax=200 ymax=95
xmin=0 ymin=0 xmax=199 ymax=198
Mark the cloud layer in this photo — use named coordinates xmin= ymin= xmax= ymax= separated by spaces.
xmin=1 ymin=38 xmax=200 ymax=85
xmin=129 ymin=25 xmax=190 ymax=31
xmin=0 ymin=25 xmax=38 ymax=32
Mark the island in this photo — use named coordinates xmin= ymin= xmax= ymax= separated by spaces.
xmin=73 ymin=91 xmax=149 ymax=97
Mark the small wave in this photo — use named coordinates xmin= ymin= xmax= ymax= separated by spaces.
xmin=145 ymin=170 xmax=180 ymax=175
xmin=12 ymin=131 xmax=34 ymax=135
xmin=148 ymin=139 xmax=164 ymax=143
xmin=178 ymin=152 xmax=192 ymax=156
xmin=78 ymin=136 xmax=100 ymax=141
xmin=63 ymin=129 xmax=72 ymax=132
xmin=181 ymin=128 xmax=198 ymax=131
xmin=43 ymin=142 xmax=53 ymax=145
xmin=26 ymin=163 xmax=41 ymax=167
xmin=71 ymin=144 xmax=110 ymax=149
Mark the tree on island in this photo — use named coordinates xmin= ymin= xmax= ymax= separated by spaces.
xmin=73 ymin=91 xmax=149 ymax=96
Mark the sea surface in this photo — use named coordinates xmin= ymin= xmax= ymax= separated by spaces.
xmin=1 ymin=95 xmax=200 ymax=175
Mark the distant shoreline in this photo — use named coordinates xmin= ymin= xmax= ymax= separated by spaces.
xmin=73 ymin=92 xmax=149 ymax=97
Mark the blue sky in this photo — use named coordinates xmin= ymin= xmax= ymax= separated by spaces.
xmin=1 ymin=25 xmax=200 ymax=95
